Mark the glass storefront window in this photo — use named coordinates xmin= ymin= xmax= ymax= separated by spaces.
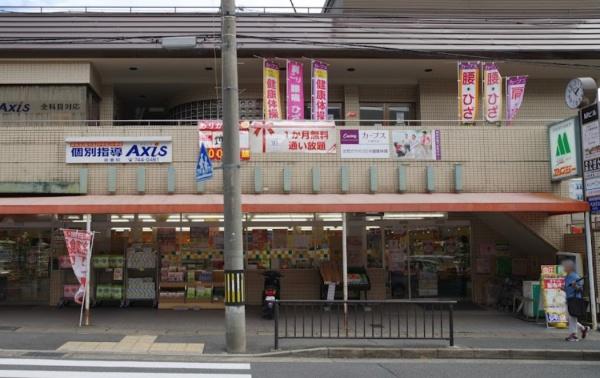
xmin=360 ymin=102 xmax=416 ymax=126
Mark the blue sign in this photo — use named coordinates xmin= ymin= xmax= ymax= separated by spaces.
xmin=588 ymin=196 xmax=600 ymax=214
xmin=196 ymin=143 xmax=213 ymax=182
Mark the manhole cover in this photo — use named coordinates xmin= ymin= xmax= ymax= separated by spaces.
xmin=0 ymin=326 xmax=19 ymax=331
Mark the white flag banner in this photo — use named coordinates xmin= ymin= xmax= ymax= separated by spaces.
xmin=63 ymin=229 xmax=93 ymax=304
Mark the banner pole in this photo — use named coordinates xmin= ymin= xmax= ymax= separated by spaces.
xmin=84 ymin=214 xmax=93 ymax=326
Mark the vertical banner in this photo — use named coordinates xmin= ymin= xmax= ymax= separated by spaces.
xmin=540 ymin=265 xmax=568 ymax=328
xmin=263 ymin=59 xmax=282 ymax=120
xmin=63 ymin=229 xmax=93 ymax=304
xmin=286 ymin=60 xmax=304 ymax=120
xmin=311 ymin=60 xmax=329 ymax=121
xmin=458 ymin=61 xmax=479 ymax=124
xmin=483 ymin=63 xmax=502 ymax=123
xmin=506 ymin=76 xmax=528 ymax=125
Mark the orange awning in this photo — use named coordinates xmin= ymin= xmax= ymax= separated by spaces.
xmin=0 ymin=193 xmax=587 ymax=215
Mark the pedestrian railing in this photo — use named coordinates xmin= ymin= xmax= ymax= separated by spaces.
xmin=272 ymin=299 xmax=456 ymax=349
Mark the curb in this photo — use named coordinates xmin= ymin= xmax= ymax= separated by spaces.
xmin=0 ymin=347 xmax=599 ymax=361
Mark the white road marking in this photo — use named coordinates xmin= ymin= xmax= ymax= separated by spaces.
xmin=0 ymin=371 xmax=251 ymax=378
xmin=0 ymin=358 xmax=250 ymax=370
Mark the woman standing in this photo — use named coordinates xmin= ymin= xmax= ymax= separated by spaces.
xmin=562 ymin=259 xmax=590 ymax=341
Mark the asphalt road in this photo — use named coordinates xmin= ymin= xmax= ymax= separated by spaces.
xmin=0 ymin=357 xmax=599 ymax=378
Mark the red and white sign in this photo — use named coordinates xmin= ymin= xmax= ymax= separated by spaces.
xmin=286 ymin=60 xmax=305 ymax=120
xmin=506 ymin=76 xmax=528 ymax=125
xmin=250 ymin=120 xmax=336 ymax=154
xmin=263 ymin=59 xmax=283 ymax=120
xmin=63 ymin=229 xmax=93 ymax=304
xmin=198 ymin=120 xmax=251 ymax=161
xmin=458 ymin=62 xmax=479 ymax=124
xmin=483 ymin=63 xmax=502 ymax=123
xmin=311 ymin=60 xmax=329 ymax=121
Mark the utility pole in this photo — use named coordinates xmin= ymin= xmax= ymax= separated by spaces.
xmin=221 ymin=0 xmax=246 ymax=353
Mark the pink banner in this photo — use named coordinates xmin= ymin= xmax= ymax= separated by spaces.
xmin=286 ymin=60 xmax=304 ymax=120
xmin=506 ymin=76 xmax=528 ymax=125
xmin=483 ymin=63 xmax=502 ymax=123
xmin=63 ymin=229 xmax=93 ymax=304
xmin=311 ymin=60 xmax=329 ymax=121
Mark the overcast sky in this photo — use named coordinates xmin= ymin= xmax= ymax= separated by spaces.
xmin=3 ymin=0 xmax=326 ymax=9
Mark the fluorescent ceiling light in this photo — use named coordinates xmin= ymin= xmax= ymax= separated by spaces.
xmin=384 ymin=213 xmax=446 ymax=219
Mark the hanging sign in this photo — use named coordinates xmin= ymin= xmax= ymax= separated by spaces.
xmin=548 ymin=117 xmax=581 ymax=181
xmin=506 ymin=76 xmax=528 ymax=125
xmin=197 ymin=120 xmax=251 ymax=161
xmin=340 ymin=129 xmax=390 ymax=159
xmin=196 ymin=144 xmax=213 ymax=182
xmin=311 ymin=60 xmax=329 ymax=121
xmin=63 ymin=229 xmax=94 ymax=304
xmin=458 ymin=61 xmax=479 ymax=124
xmin=483 ymin=62 xmax=502 ymax=123
xmin=250 ymin=120 xmax=336 ymax=154
xmin=65 ymin=137 xmax=172 ymax=164
xmin=391 ymin=130 xmax=441 ymax=160
xmin=286 ymin=60 xmax=305 ymax=120
xmin=581 ymin=103 xmax=600 ymax=212
xmin=263 ymin=59 xmax=283 ymax=120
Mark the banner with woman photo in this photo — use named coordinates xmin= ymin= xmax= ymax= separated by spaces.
xmin=391 ymin=130 xmax=441 ymax=160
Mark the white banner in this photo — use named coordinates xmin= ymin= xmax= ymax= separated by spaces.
xmin=63 ymin=229 xmax=93 ymax=304
xmin=65 ymin=137 xmax=172 ymax=164
xmin=250 ymin=120 xmax=336 ymax=154
xmin=340 ymin=129 xmax=390 ymax=159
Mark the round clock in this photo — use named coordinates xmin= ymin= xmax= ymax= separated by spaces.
xmin=565 ymin=77 xmax=598 ymax=109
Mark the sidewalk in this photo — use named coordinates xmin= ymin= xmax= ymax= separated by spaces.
xmin=0 ymin=305 xmax=598 ymax=357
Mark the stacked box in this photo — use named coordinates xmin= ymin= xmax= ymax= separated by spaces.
xmin=126 ymin=278 xmax=155 ymax=300
xmin=109 ymin=255 xmax=124 ymax=268
xmin=127 ymin=248 xmax=156 ymax=269
xmin=93 ymin=256 xmax=110 ymax=269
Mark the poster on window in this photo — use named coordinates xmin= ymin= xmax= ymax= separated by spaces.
xmin=63 ymin=229 xmax=94 ymax=304
xmin=391 ymin=130 xmax=441 ymax=160
xmin=339 ymin=129 xmax=390 ymax=159
xmin=311 ymin=60 xmax=329 ymax=121
xmin=458 ymin=61 xmax=479 ymax=124
xmin=286 ymin=60 xmax=304 ymax=120
xmin=483 ymin=62 xmax=502 ymax=123
xmin=263 ymin=59 xmax=282 ymax=120
xmin=250 ymin=120 xmax=336 ymax=154
xmin=197 ymin=120 xmax=250 ymax=161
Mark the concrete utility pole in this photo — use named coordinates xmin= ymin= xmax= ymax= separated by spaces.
xmin=221 ymin=0 xmax=247 ymax=353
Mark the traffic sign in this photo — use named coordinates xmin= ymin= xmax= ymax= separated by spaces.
xmin=196 ymin=143 xmax=213 ymax=182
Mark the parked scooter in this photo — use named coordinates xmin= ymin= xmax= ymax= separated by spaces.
xmin=262 ymin=270 xmax=282 ymax=319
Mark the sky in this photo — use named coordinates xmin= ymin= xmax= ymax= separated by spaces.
xmin=3 ymin=0 xmax=326 ymax=9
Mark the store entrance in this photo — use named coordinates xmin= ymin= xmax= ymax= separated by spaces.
xmin=384 ymin=221 xmax=471 ymax=301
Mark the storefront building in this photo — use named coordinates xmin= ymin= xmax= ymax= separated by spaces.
xmin=0 ymin=2 xmax=596 ymax=312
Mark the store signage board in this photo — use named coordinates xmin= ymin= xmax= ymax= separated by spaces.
xmin=65 ymin=137 xmax=172 ymax=164
xmin=588 ymin=196 xmax=600 ymax=213
xmin=250 ymin=120 xmax=336 ymax=154
xmin=580 ymin=103 xmax=600 ymax=203
xmin=391 ymin=130 xmax=441 ymax=160
xmin=548 ymin=117 xmax=581 ymax=181
xmin=195 ymin=144 xmax=213 ymax=182
xmin=340 ymin=129 xmax=390 ymax=159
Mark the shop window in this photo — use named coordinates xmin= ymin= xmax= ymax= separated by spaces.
xmin=360 ymin=103 xmax=416 ymax=126
xmin=304 ymin=102 xmax=344 ymax=124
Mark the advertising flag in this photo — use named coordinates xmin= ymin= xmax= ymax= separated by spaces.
xmin=286 ymin=60 xmax=304 ymax=120
xmin=506 ymin=76 xmax=528 ymax=125
xmin=311 ymin=60 xmax=329 ymax=121
xmin=63 ymin=229 xmax=93 ymax=304
xmin=483 ymin=63 xmax=502 ymax=123
xmin=458 ymin=61 xmax=479 ymax=124
xmin=263 ymin=59 xmax=282 ymax=120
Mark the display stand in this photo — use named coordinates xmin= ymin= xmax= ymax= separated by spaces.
xmin=124 ymin=244 xmax=158 ymax=307
xmin=91 ymin=253 xmax=125 ymax=307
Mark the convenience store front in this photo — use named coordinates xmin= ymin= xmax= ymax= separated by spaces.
xmin=0 ymin=193 xmax=587 ymax=309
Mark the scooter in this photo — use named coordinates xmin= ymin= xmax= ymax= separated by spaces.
xmin=262 ymin=270 xmax=282 ymax=319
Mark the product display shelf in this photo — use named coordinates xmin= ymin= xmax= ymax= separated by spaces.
xmin=124 ymin=244 xmax=158 ymax=307
xmin=91 ymin=252 xmax=125 ymax=307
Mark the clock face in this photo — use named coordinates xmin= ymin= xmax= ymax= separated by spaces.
xmin=565 ymin=79 xmax=584 ymax=109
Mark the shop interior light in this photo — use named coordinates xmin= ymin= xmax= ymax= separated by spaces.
xmin=121 ymin=215 xmax=135 ymax=219
xmin=141 ymin=219 xmax=156 ymax=223
xmin=324 ymin=226 xmax=343 ymax=231
xmin=111 ymin=219 xmax=130 ymax=223
xmin=252 ymin=214 xmax=313 ymax=219
xmin=111 ymin=227 xmax=131 ymax=232
xmin=383 ymin=213 xmax=446 ymax=219
xmin=66 ymin=215 xmax=81 ymax=220
xmin=142 ymin=227 xmax=153 ymax=232
xmin=137 ymin=215 xmax=154 ymax=220
xmin=187 ymin=214 xmax=223 ymax=219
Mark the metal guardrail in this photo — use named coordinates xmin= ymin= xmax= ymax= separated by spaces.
xmin=272 ymin=299 xmax=456 ymax=349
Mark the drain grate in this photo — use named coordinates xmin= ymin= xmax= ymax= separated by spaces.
xmin=23 ymin=352 xmax=66 ymax=358
xmin=0 ymin=326 xmax=19 ymax=331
